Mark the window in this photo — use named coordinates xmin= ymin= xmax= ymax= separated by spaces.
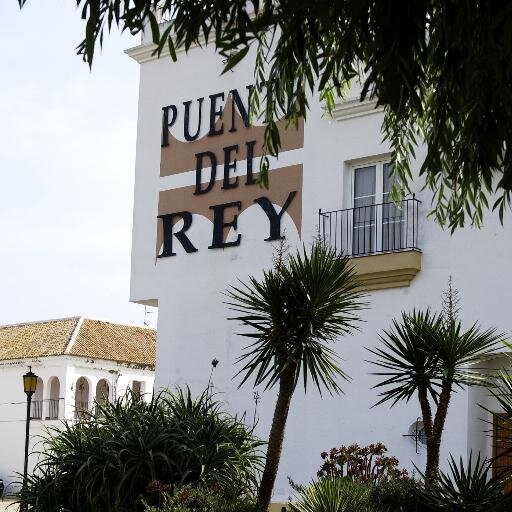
xmin=351 ymin=161 xmax=404 ymax=255
xmin=320 ymin=157 xmax=419 ymax=260
xmin=131 ymin=380 xmax=143 ymax=400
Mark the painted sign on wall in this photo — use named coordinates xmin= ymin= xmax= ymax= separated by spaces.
xmin=157 ymin=86 xmax=304 ymax=257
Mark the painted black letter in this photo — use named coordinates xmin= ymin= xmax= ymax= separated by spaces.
xmin=208 ymin=201 xmax=242 ymax=249
xmin=245 ymin=140 xmax=257 ymax=185
xmin=208 ymin=92 xmax=225 ymax=136
xmin=254 ymin=191 xmax=297 ymax=240
xmin=161 ymin=105 xmax=178 ymax=147
xmin=194 ymin=151 xmax=217 ymax=195
xmin=222 ymin=144 xmax=239 ymax=189
xmin=158 ymin=212 xmax=198 ymax=257
xmin=229 ymin=85 xmax=252 ymax=132
xmin=183 ymin=97 xmax=204 ymax=141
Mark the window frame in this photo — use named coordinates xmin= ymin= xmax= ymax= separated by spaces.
xmin=349 ymin=159 xmax=391 ymax=209
xmin=347 ymin=158 xmax=405 ymax=255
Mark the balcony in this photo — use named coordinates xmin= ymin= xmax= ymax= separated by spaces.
xmin=29 ymin=399 xmax=62 ymax=421
xmin=319 ymin=197 xmax=422 ymax=290
xmin=30 ymin=400 xmax=43 ymax=420
xmin=46 ymin=398 xmax=60 ymax=420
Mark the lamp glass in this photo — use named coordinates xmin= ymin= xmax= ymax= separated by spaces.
xmin=23 ymin=369 xmax=38 ymax=395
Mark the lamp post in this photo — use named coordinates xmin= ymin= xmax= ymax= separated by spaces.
xmin=22 ymin=367 xmax=37 ymax=511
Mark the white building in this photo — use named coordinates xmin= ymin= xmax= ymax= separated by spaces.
xmin=0 ymin=317 xmax=155 ymax=489
xmin=126 ymin=28 xmax=512 ymax=503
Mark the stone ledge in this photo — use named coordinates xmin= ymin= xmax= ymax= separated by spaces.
xmin=331 ymin=97 xmax=384 ymax=121
xmin=350 ymin=250 xmax=422 ymax=291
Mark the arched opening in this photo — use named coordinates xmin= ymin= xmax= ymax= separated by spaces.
xmin=95 ymin=379 xmax=110 ymax=414
xmin=75 ymin=377 xmax=90 ymax=420
xmin=30 ymin=377 xmax=44 ymax=420
xmin=47 ymin=377 xmax=60 ymax=419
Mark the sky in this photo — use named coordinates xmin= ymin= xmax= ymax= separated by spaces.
xmin=0 ymin=1 xmax=157 ymax=328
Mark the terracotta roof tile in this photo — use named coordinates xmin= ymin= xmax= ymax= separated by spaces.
xmin=0 ymin=317 xmax=155 ymax=367
xmin=0 ymin=318 xmax=79 ymax=360
xmin=70 ymin=319 xmax=156 ymax=367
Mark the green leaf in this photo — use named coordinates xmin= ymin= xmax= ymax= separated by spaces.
xmin=222 ymin=46 xmax=250 ymax=74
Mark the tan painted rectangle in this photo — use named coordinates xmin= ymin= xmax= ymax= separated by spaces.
xmin=268 ymin=503 xmax=289 ymax=512
xmin=156 ymin=164 xmax=303 ymax=255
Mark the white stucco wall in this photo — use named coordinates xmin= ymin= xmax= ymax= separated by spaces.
xmin=0 ymin=357 xmax=154 ymax=489
xmin=128 ymin=41 xmax=512 ymax=501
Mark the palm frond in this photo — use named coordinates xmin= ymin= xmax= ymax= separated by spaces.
xmin=226 ymin=242 xmax=366 ymax=395
xmin=368 ymin=310 xmax=503 ymax=407
xmin=367 ymin=310 xmax=444 ymax=406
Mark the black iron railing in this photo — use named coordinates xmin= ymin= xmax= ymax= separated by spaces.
xmin=319 ymin=197 xmax=421 ymax=256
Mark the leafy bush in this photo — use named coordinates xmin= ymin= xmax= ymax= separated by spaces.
xmin=318 ymin=443 xmax=409 ymax=483
xmin=18 ymin=388 xmax=263 ymax=512
xmin=144 ymin=485 xmax=256 ymax=512
xmin=370 ymin=477 xmax=426 ymax=512
xmin=421 ymin=453 xmax=512 ymax=512
xmin=290 ymin=477 xmax=376 ymax=512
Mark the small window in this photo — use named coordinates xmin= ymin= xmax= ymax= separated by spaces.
xmin=131 ymin=380 xmax=143 ymax=400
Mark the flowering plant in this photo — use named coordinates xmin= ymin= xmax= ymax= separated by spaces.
xmin=318 ymin=442 xmax=409 ymax=483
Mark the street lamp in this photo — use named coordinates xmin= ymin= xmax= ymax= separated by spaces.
xmin=22 ymin=367 xmax=37 ymax=511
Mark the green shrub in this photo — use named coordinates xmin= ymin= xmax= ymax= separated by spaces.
xmin=421 ymin=453 xmax=512 ymax=512
xmin=290 ymin=477 xmax=376 ymax=512
xmin=144 ymin=485 xmax=256 ymax=512
xmin=17 ymin=388 xmax=263 ymax=512
xmin=370 ymin=477 xmax=425 ymax=512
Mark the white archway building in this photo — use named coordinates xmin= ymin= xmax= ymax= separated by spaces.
xmin=0 ymin=317 xmax=156 ymax=487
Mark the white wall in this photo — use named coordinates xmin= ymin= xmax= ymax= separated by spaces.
xmin=129 ymin=41 xmax=512 ymax=501
xmin=0 ymin=356 xmax=154 ymax=489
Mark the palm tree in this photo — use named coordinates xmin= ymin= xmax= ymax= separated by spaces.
xmin=368 ymin=309 xmax=503 ymax=482
xmin=226 ymin=242 xmax=366 ymax=512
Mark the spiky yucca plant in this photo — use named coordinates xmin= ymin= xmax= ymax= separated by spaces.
xmin=422 ymin=453 xmax=512 ymax=512
xmin=290 ymin=477 xmax=375 ymax=512
xmin=226 ymin=242 xmax=366 ymax=511
xmin=368 ymin=310 xmax=503 ymax=481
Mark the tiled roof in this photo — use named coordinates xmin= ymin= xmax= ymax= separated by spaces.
xmin=0 ymin=318 xmax=79 ymax=360
xmin=0 ymin=317 xmax=156 ymax=367
xmin=70 ymin=319 xmax=156 ymax=367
